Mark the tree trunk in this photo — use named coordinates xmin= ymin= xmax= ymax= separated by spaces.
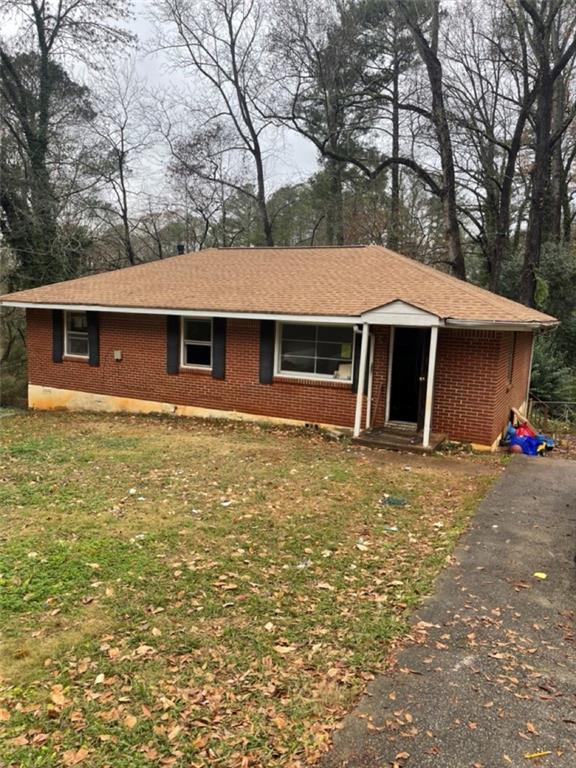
xmin=253 ymin=144 xmax=274 ymax=246
xmin=437 ymin=101 xmax=466 ymax=279
xmin=548 ymin=75 xmax=566 ymax=243
xmin=562 ymin=164 xmax=573 ymax=243
xmin=387 ymin=51 xmax=400 ymax=252
xmin=400 ymin=0 xmax=466 ymax=279
xmin=118 ymin=151 xmax=136 ymax=265
xmin=326 ymin=155 xmax=344 ymax=245
xmin=491 ymin=112 xmax=531 ymax=293
xmin=520 ymin=69 xmax=554 ymax=306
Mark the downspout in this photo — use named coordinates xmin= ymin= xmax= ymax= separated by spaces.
xmin=525 ymin=332 xmax=536 ymax=413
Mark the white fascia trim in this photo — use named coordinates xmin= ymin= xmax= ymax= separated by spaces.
xmin=361 ymin=300 xmax=442 ymax=328
xmin=361 ymin=313 xmax=443 ymax=327
xmin=445 ymin=318 xmax=557 ymax=332
xmin=0 ymin=301 xmax=360 ymax=325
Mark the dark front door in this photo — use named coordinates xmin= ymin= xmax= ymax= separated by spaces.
xmin=389 ymin=328 xmax=430 ymax=428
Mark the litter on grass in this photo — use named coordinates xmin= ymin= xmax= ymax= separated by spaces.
xmin=524 ymin=751 xmax=552 ymax=760
xmin=380 ymin=494 xmax=408 ymax=507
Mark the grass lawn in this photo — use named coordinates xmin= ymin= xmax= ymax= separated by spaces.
xmin=0 ymin=412 xmax=502 ymax=767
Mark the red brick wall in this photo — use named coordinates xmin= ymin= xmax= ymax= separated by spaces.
xmin=432 ymin=329 xmax=533 ymax=445
xmin=27 ymin=310 xmax=364 ymax=427
xmin=26 ymin=310 xmax=533 ymax=445
xmin=492 ymin=330 xmax=533 ymax=437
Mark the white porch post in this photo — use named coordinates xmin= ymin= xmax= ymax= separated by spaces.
xmin=365 ymin=334 xmax=375 ymax=429
xmin=422 ymin=326 xmax=439 ymax=449
xmin=353 ymin=323 xmax=370 ymax=438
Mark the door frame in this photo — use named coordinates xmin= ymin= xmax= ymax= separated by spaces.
xmin=384 ymin=327 xmax=396 ymax=424
xmin=385 ymin=326 xmax=430 ymax=428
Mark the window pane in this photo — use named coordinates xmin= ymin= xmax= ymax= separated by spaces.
xmin=317 ymin=358 xmax=346 ymax=376
xmin=185 ymin=343 xmax=211 ymax=366
xmin=68 ymin=335 xmax=89 ymax=356
xmin=184 ymin=320 xmax=211 ymax=342
xmin=282 ymin=324 xmax=316 ymax=341
xmin=68 ymin=312 xmax=87 ymax=332
xmin=281 ymin=355 xmax=315 ymax=374
xmin=278 ymin=324 xmax=355 ymax=378
xmin=318 ymin=326 xmax=353 ymax=344
xmin=282 ymin=339 xmax=316 ymax=357
xmin=317 ymin=341 xmax=352 ymax=360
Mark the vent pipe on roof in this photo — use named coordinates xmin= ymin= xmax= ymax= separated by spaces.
xmin=176 ymin=243 xmax=185 ymax=255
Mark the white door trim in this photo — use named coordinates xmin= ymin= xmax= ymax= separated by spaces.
xmin=384 ymin=327 xmax=395 ymax=424
xmin=422 ymin=326 xmax=439 ymax=449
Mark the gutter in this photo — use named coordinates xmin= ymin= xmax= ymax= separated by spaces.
xmin=0 ymin=300 xmax=361 ymax=326
xmin=444 ymin=318 xmax=559 ymax=332
xmin=0 ymin=302 xmax=558 ymax=331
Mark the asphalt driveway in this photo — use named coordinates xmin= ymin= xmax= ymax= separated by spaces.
xmin=321 ymin=457 xmax=576 ymax=768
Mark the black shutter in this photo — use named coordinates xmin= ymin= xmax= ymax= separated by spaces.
xmin=52 ymin=309 xmax=64 ymax=363
xmin=166 ymin=315 xmax=180 ymax=375
xmin=87 ymin=311 xmax=100 ymax=367
xmin=259 ymin=320 xmax=275 ymax=384
xmin=212 ymin=318 xmax=227 ymax=379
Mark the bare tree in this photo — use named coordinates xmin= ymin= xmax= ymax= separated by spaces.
xmin=155 ymin=0 xmax=275 ymax=245
xmin=269 ymin=0 xmax=392 ymax=246
xmin=0 ymin=0 xmax=134 ymax=289
xmin=395 ymin=0 xmax=465 ymax=278
xmin=444 ymin=0 xmax=539 ymax=290
xmin=517 ymin=0 xmax=576 ymax=306
xmin=269 ymin=0 xmax=465 ymax=275
xmin=88 ymin=60 xmax=154 ymax=266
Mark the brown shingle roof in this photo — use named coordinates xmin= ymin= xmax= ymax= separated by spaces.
xmin=0 ymin=245 xmax=557 ymax=325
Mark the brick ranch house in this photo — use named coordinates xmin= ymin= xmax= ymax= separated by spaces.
xmin=0 ymin=245 xmax=558 ymax=450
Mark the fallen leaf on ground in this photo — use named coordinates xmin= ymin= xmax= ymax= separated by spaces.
xmin=274 ymin=645 xmax=296 ymax=654
xmin=62 ymin=747 xmax=89 ymax=765
xmin=123 ymin=714 xmax=137 ymax=729
xmin=50 ymin=685 xmax=67 ymax=707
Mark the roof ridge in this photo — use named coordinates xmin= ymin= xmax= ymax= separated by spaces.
xmin=212 ymin=245 xmax=367 ymax=250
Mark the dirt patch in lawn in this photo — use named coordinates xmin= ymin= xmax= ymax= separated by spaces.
xmin=0 ymin=412 xmax=502 ymax=768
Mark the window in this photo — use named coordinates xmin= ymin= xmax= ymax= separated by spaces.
xmin=276 ymin=323 xmax=355 ymax=380
xmin=181 ymin=318 xmax=212 ymax=368
xmin=65 ymin=311 xmax=89 ymax=358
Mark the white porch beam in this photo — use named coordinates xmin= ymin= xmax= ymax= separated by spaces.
xmin=422 ymin=326 xmax=439 ymax=449
xmin=353 ymin=323 xmax=370 ymax=438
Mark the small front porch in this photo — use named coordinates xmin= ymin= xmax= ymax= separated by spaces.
xmin=353 ymin=302 xmax=441 ymax=450
xmin=353 ymin=423 xmax=447 ymax=453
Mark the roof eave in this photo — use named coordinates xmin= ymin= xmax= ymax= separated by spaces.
xmin=0 ymin=300 xmax=361 ymax=325
xmin=1 ymin=301 xmax=558 ymax=330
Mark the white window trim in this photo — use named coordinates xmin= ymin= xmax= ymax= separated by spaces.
xmin=180 ymin=316 xmax=213 ymax=370
xmin=274 ymin=321 xmax=356 ymax=383
xmin=64 ymin=310 xmax=89 ymax=359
